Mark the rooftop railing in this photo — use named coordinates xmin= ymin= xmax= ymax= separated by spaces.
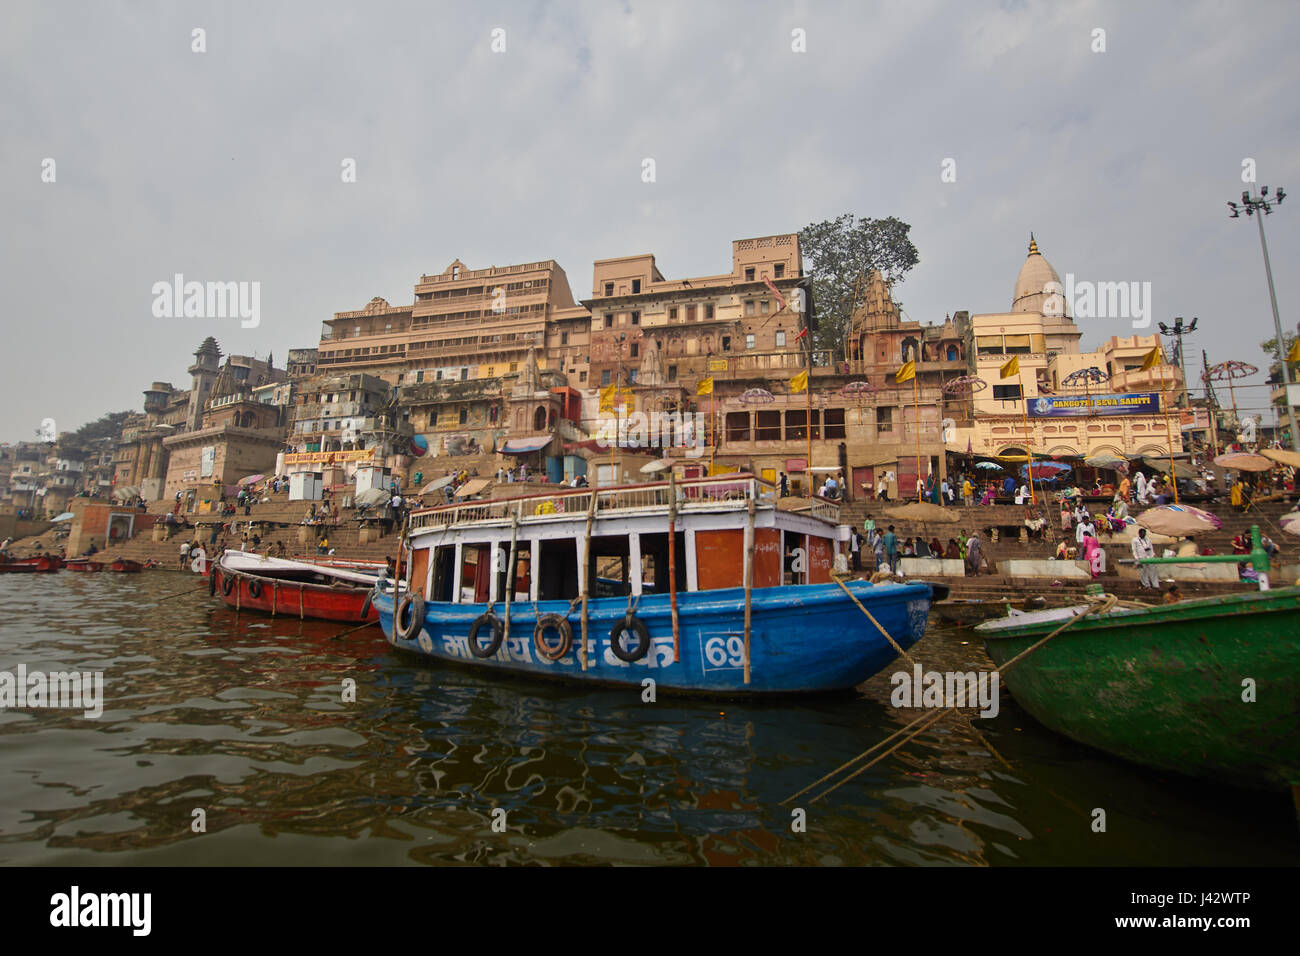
xmin=409 ymin=474 xmax=840 ymax=534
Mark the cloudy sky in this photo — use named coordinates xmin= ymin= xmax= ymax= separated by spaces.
xmin=3 ymin=0 xmax=1297 ymax=444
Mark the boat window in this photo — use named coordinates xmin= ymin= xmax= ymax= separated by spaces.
xmin=431 ymin=545 xmax=456 ymax=602
xmin=636 ymin=532 xmax=684 ymax=594
xmin=537 ymin=538 xmax=579 ymax=600
xmin=589 ymin=535 xmax=631 ymax=597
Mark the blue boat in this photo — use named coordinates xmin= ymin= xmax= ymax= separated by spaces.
xmin=373 ymin=474 xmax=946 ymax=696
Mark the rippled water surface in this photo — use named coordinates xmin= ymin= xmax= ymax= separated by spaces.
xmin=0 ymin=574 xmax=1295 ymax=866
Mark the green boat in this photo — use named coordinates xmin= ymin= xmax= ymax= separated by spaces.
xmin=977 ymin=585 xmax=1300 ymax=792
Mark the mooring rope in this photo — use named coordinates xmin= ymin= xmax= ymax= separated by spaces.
xmin=787 ymin=578 xmax=1121 ymax=805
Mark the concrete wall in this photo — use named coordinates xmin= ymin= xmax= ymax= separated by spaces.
xmin=999 ymin=558 xmax=1092 ymax=578
xmin=899 ymin=557 xmax=966 ymax=577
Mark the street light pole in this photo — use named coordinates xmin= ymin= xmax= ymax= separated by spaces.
xmin=1227 ymin=186 xmax=1296 ymax=450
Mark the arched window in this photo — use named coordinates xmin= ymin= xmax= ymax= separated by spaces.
xmin=533 ymin=406 xmax=547 ymax=431
xmin=946 ymin=345 xmax=958 ymax=362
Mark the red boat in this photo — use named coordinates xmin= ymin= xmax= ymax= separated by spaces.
xmin=64 ymin=558 xmax=105 ymax=572
xmin=0 ymin=555 xmax=62 ymax=573
xmin=211 ymin=551 xmax=382 ymax=623
xmin=107 ymin=558 xmax=145 ymax=573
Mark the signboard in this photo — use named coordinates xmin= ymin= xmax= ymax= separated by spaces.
xmin=1179 ymin=408 xmax=1210 ymax=431
xmin=284 ymin=448 xmax=378 ymax=466
xmin=1028 ymin=392 xmax=1160 ymax=418
xmin=199 ymin=445 xmax=215 ymax=478
xmin=1285 ymin=384 xmax=1300 ymax=407
xmin=708 ymin=359 xmax=728 ymax=372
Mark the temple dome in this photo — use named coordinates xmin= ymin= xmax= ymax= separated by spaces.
xmin=1011 ymin=235 xmax=1064 ymax=314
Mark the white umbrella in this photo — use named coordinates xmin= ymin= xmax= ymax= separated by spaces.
xmin=640 ymin=460 xmax=673 ymax=474
xmin=420 ymin=474 xmax=455 ymax=494
xmin=51 ymin=512 xmax=75 ymax=522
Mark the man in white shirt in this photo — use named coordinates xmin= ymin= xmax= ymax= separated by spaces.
xmin=1131 ymin=528 xmax=1158 ymax=588
xmin=178 ymin=540 xmax=191 ymax=570
xmin=1076 ymin=517 xmax=1094 ymax=545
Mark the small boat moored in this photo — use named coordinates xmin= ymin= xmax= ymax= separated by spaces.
xmin=63 ymin=558 xmax=105 ymax=572
xmin=211 ymin=551 xmax=383 ymax=623
xmin=978 ymin=584 xmax=1300 ymax=792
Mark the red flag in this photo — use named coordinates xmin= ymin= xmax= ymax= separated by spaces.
xmin=793 ymin=327 xmax=808 ymax=342
xmin=763 ymin=277 xmax=788 ymax=313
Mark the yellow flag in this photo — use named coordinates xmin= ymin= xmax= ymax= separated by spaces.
xmin=598 ymin=382 xmax=617 ymax=412
xmin=696 ymin=377 xmax=714 ymax=396
xmin=999 ymin=356 xmax=1019 ymax=379
xmin=790 ymin=369 xmax=808 ymax=393
xmin=895 ymin=360 xmax=915 ymax=384
xmin=1287 ymin=340 xmax=1300 ymax=362
xmin=1139 ymin=346 xmax=1162 ymax=371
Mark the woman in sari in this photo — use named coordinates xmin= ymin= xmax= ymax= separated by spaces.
xmin=1082 ymin=533 xmax=1102 ymax=578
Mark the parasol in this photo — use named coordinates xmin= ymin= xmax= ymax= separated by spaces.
xmin=1213 ymin=452 xmax=1273 ymax=472
xmin=1022 ymin=460 xmax=1072 ymax=477
xmin=640 ymin=460 xmax=673 ymax=474
xmin=882 ymin=501 xmax=961 ymax=523
xmin=420 ymin=475 xmax=456 ymax=494
xmin=1141 ymin=457 xmax=1197 ymax=479
xmin=739 ymin=388 xmax=775 ymax=405
xmin=1084 ymin=454 xmax=1128 ymax=469
xmin=51 ymin=512 xmax=75 ymax=523
xmin=974 ymin=461 xmax=1002 ymax=470
xmin=1137 ymin=504 xmax=1223 ymax=536
xmin=238 ymin=474 xmax=265 ymax=486
xmin=942 ymin=375 xmax=988 ymax=394
xmin=840 ymin=381 xmax=875 ymax=396
xmin=1280 ymin=512 xmax=1300 ymax=537
xmin=1261 ymin=448 xmax=1300 ymax=468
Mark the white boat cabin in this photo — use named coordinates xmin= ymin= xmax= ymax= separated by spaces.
xmin=404 ymin=475 xmax=846 ymax=605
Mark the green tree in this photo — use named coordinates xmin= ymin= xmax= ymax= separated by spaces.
xmin=798 ymin=214 xmax=920 ymax=358
xmin=64 ymin=410 xmax=132 ymax=450
xmin=1260 ymin=330 xmax=1297 ymax=385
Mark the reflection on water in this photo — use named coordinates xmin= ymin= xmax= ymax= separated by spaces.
xmin=0 ymin=575 xmax=1295 ymax=865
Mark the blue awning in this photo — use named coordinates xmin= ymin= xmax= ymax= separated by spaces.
xmin=500 ymin=436 xmax=552 ymax=455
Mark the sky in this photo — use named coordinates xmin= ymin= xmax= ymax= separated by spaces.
xmin=2 ymin=0 xmax=1298 ymax=444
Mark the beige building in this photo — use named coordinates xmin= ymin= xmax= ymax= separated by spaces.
xmin=954 ymin=238 xmax=1184 ymax=460
xmin=315 ymin=259 xmax=586 ymax=386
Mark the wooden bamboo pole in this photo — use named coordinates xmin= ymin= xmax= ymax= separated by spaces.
xmin=913 ymin=373 xmax=923 ymax=502
xmin=1018 ymin=365 xmax=1036 ymax=505
xmin=503 ymin=509 xmax=519 ymax=640
xmin=579 ymin=491 xmax=596 ymax=671
xmin=667 ymin=469 xmax=680 ymax=663
xmin=743 ymin=494 xmax=754 ymax=685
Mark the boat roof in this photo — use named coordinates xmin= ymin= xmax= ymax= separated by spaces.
xmin=218 ymin=550 xmax=382 ymax=585
xmin=408 ymin=474 xmax=842 ymax=538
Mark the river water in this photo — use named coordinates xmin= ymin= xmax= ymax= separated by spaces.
xmin=0 ymin=573 xmax=1294 ymax=866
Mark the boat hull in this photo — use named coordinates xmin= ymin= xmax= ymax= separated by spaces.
xmin=373 ymin=580 xmax=941 ymax=696
xmin=211 ymin=564 xmax=379 ymax=623
xmin=64 ymin=560 xmax=104 ymax=572
xmin=980 ymin=587 xmax=1300 ymax=790
xmin=107 ymin=559 xmax=144 ymax=573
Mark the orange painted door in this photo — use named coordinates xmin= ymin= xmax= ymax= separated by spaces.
xmin=409 ymin=547 xmax=430 ymax=598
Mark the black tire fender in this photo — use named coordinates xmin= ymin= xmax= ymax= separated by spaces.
xmin=609 ymin=614 xmax=651 ymax=663
xmin=467 ymin=612 xmax=504 ymax=659
xmin=222 ymin=573 xmax=236 ymax=596
xmin=247 ymin=578 xmax=263 ymax=599
xmin=395 ymin=592 xmax=425 ymax=642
